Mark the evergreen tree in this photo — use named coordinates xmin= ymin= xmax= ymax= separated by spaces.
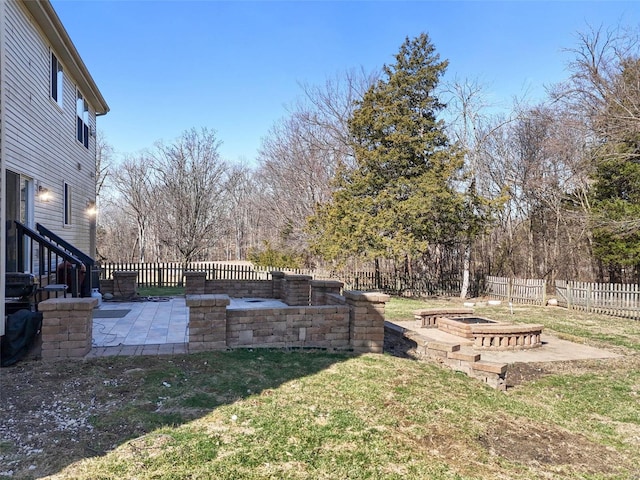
xmin=589 ymin=57 xmax=640 ymax=277
xmin=309 ymin=33 xmax=474 ymax=264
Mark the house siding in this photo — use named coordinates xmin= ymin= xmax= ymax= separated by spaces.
xmin=4 ymin=0 xmax=97 ymax=254
xmin=1 ymin=0 xmax=6 ymax=335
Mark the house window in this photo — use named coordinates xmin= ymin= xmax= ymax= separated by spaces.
xmin=76 ymin=91 xmax=89 ymax=148
xmin=64 ymin=182 xmax=72 ymax=226
xmin=51 ymin=52 xmax=63 ymax=107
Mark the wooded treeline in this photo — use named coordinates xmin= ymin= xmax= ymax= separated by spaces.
xmin=96 ymin=25 xmax=640 ymax=287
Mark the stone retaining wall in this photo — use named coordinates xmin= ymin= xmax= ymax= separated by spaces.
xmin=186 ymin=290 xmax=389 ymax=354
xmin=226 ymin=306 xmax=350 ymax=349
xmin=385 ymin=323 xmax=507 ymax=390
xmin=186 ymin=271 xmax=325 ymax=306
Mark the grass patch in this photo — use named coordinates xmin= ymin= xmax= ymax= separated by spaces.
xmin=137 ymin=285 xmax=185 ymax=297
xmin=384 ymin=296 xmax=445 ymax=320
xmin=4 ymin=298 xmax=640 ymax=479
xmin=22 ymin=347 xmax=640 ymax=479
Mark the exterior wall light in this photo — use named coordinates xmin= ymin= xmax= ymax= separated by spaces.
xmin=86 ymin=200 xmax=97 ymax=217
xmin=38 ymin=185 xmax=51 ymax=202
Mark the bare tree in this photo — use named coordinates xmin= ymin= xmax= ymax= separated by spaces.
xmin=152 ymin=128 xmax=229 ymax=268
xmin=255 ymin=69 xmax=377 ymax=256
xmin=473 ymin=102 xmax=595 ymax=282
xmin=443 ymin=78 xmax=501 ymax=297
xmin=95 ymin=130 xmax=115 ymax=199
xmin=224 ymin=163 xmax=258 ymax=260
xmin=95 ymin=202 xmax=140 ymax=262
xmin=549 ymin=25 xmax=640 ymax=280
xmin=552 ymin=25 xmax=640 ymax=146
xmin=294 ymin=68 xmax=378 ymax=170
xmin=110 ymin=154 xmax=156 ymax=262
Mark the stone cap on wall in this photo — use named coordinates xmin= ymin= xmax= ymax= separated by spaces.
xmin=284 ymin=274 xmax=312 ymax=281
xmin=185 ymin=271 xmax=207 ymax=278
xmin=310 ymin=280 xmax=344 ymax=288
xmin=186 ymin=294 xmax=231 ymax=307
xmin=413 ymin=307 xmax=474 ymax=316
xmin=344 ymin=291 xmax=390 ymax=303
xmin=113 ymin=271 xmax=138 ymax=277
xmin=38 ymin=297 xmax=98 ymax=311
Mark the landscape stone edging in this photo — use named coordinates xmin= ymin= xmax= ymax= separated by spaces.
xmin=384 ymin=322 xmax=507 ymax=390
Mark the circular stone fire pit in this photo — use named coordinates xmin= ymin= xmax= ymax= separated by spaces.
xmin=437 ymin=316 xmax=543 ymax=350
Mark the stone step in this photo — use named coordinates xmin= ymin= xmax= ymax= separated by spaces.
xmin=472 ymin=361 xmax=508 ymax=375
xmin=448 ymin=351 xmax=481 ymax=362
xmin=426 ymin=342 xmax=461 ymax=353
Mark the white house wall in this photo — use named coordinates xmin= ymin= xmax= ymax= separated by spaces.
xmin=4 ymin=0 xmax=98 ymax=254
xmin=1 ymin=0 xmax=7 ymax=334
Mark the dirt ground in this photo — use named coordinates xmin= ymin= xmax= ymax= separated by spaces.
xmin=0 ymin=335 xmax=633 ymax=479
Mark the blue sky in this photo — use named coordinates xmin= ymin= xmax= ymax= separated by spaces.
xmin=51 ymin=1 xmax=640 ymax=164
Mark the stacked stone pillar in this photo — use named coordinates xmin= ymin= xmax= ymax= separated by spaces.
xmin=344 ymin=291 xmax=389 ymax=353
xmin=100 ymin=271 xmax=138 ymax=299
xmin=186 ymin=294 xmax=230 ymax=352
xmin=39 ymin=297 xmax=97 ymax=359
xmin=283 ymin=274 xmax=312 ymax=306
xmin=184 ymin=271 xmax=207 ymax=295
xmin=271 ymin=271 xmax=285 ymax=300
xmin=310 ymin=280 xmax=343 ymax=306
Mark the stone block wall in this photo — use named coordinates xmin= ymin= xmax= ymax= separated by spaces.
xmin=226 ymin=306 xmax=350 ymax=349
xmin=186 ymin=271 xmax=321 ymax=305
xmin=283 ymin=275 xmax=312 ymax=306
xmin=310 ymin=280 xmax=343 ymax=306
xmin=185 ymin=272 xmax=273 ymax=298
xmin=39 ymin=297 xmax=97 ymax=359
xmin=271 ymin=271 xmax=285 ymax=300
xmin=325 ymin=293 xmax=347 ymax=306
xmin=384 ymin=323 xmax=507 ymax=390
xmin=205 ymin=280 xmax=273 ymax=298
xmin=184 ymin=272 xmax=207 ymax=294
xmin=100 ymin=271 xmax=138 ymax=299
xmin=185 ymin=290 xmax=388 ymax=354
xmin=345 ymin=291 xmax=389 ymax=354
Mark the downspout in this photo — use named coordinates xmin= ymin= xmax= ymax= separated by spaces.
xmin=0 ymin=0 xmax=7 ymax=335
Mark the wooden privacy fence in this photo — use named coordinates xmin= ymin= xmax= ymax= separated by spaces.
xmin=485 ymin=276 xmax=547 ymax=306
xmin=339 ymin=270 xmax=464 ymax=297
xmin=99 ymin=262 xmax=295 ymax=287
xmin=555 ymin=280 xmax=640 ymax=319
xmin=98 ymin=262 xmax=469 ymax=296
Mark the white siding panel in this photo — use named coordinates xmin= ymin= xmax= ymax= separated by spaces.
xmin=4 ymin=0 xmax=97 ymax=255
xmin=1 ymin=0 xmax=5 ymax=336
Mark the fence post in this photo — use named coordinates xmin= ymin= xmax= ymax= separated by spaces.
xmin=567 ymin=282 xmax=572 ymax=310
xmin=542 ymin=280 xmax=547 ymax=306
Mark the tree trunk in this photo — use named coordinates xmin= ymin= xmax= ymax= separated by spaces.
xmin=460 ymin=239 xmax=471 ymax=299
